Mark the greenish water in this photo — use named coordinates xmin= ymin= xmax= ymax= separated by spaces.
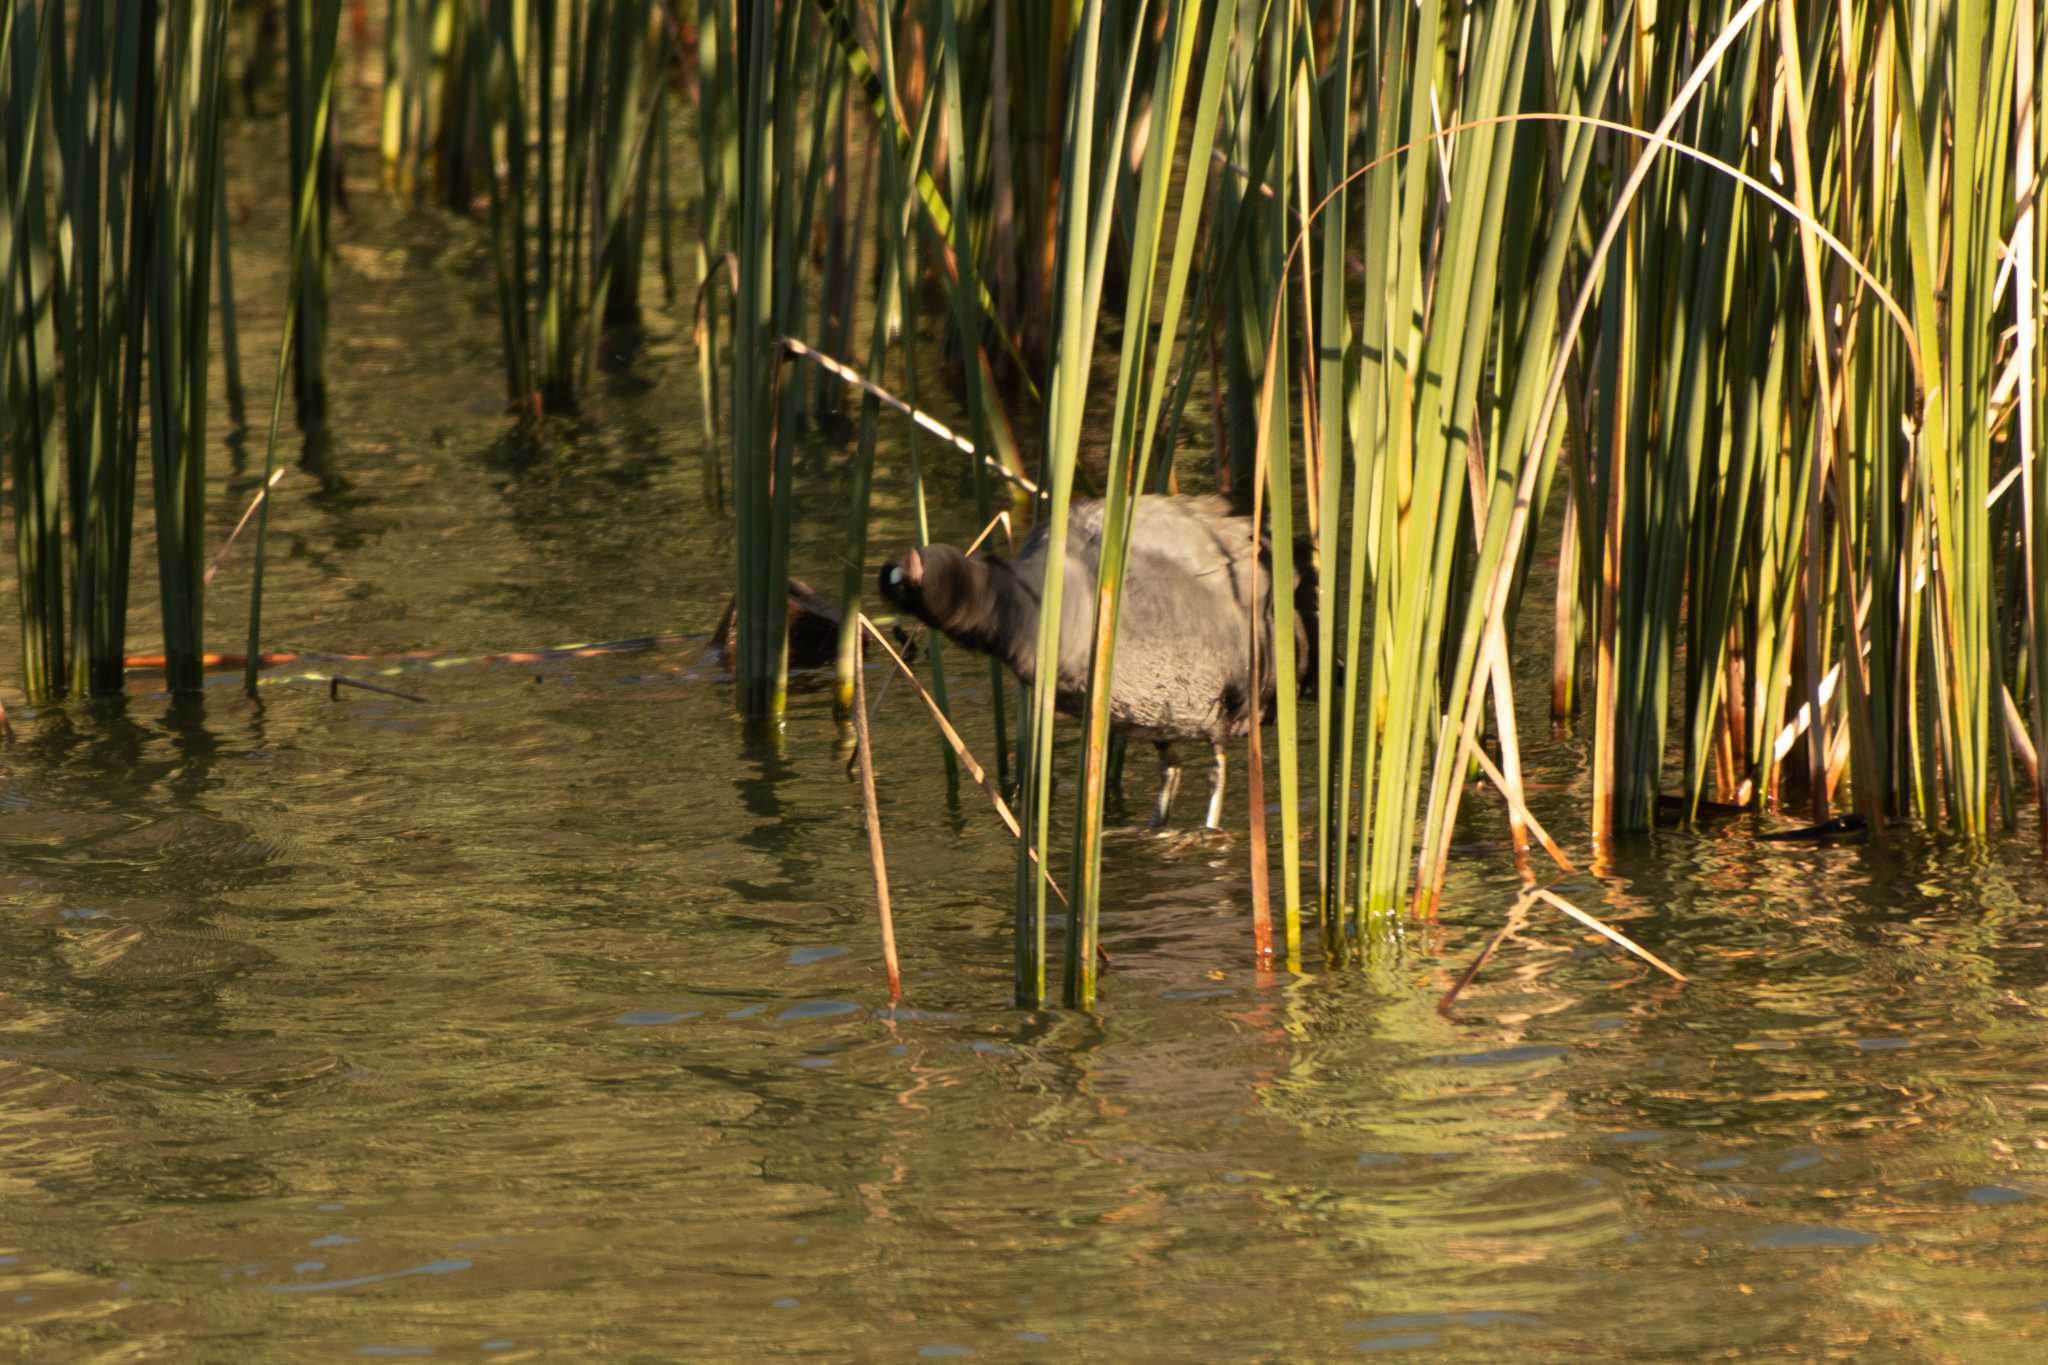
xmin=3 ymin=92 xmax=2048 ymax=1365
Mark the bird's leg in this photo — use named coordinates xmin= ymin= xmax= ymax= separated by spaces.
xmin=1203 ymin=742 xmax=1227 ymax=829
xmin=1153 ymin=742 xmax=1183 ymax=826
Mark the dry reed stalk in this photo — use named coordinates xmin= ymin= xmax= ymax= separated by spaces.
xmin=1441 ymin=882 xmax=1685 ymax=1013
xmin=776 ymin=336 xmax=1040 ymax=495
xmin=1468 ymin=745 xmax=1574 ymax=875
xmin=2004 ymin=686 xmax=2040 ymax=791
xmin=1533 ymin=889 xmax=1685 ymax=982
xmin=852 ymin=647 xmax=901 ymax=1004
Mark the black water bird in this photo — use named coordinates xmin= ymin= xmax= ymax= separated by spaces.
xmin=879 ymin=496 xmax=1315 ymax=828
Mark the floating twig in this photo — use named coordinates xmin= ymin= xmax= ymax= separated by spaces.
xmin=126 ymin=650 xmax=303 ymax=672
xmin=852 ymin=645 xmax=902 ymax=1003
xmin=328 ymin=674 xmax=429 ymax=703
xmin=1759 ymin=814 xmax=1868 ymax=842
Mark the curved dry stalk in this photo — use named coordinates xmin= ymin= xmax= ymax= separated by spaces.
xmin=691 ymin=251 xmax=740 ymax=486
xmin=1252 ymin=106 xmax=1928 ymax=491
xmin=1243 ymin=4 xmax=1932 ymax=918
xmin=1419 ymin=6 xmax=1899 ymax=896
xmin=691 ymin=250 xmax=740 ymax=360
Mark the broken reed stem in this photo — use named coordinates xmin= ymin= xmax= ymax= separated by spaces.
xmin=1533 ymin=888 xmax=1686 ymax=982
xmin=1468 ymin=743 xmax=1575 ymax=874
xmin=852 ymin=643 xmax=902 ymax=1004
xmin=962 ymin=509 xmax=1013 ymax=557
xmin=2003 ymin=685 xmax=2040 ymax=791
xmin=857 ymin=613 xmax=1068 ymax=906
xmin=776 ymin=337 xmax=1041 ymax=497
xmin=1440 ymin=883 xmax=1685 ymax=1012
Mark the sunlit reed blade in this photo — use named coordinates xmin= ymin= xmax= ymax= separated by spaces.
xmin=146 ymin=0 xmax=232 ymax=695
xmin=1067 ymin=0 xmax=1233 ymax=1004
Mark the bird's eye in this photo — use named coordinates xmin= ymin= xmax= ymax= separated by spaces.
xmin=888 ymin=566 xmax=903 ymax=586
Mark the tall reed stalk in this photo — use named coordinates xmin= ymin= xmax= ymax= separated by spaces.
xmin=145 ymin=1 xmax=232 ymax=695
xmin=1011 ymin=0 xmax=1114 ymax=1005
xmin=3 ymin=0 xmax=66 ymax=700
xmin=380 ymin=0 xmax=479 ymax=206
xmin=729 ymin=0 xmax=793 ymax=723
xmin=1065 ymin=0 xmax=1234 ymax=1004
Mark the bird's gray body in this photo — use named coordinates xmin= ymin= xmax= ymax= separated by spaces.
xmin=1010 ymin=497 xmax=1288 ymax=745
xmin=879 ymin=496 xmax=1311 ymax=827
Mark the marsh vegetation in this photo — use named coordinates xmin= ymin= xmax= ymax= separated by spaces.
xmin=3 ymin=1 xmax=2044 ymax=1015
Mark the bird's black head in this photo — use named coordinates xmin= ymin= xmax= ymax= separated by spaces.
xmin=878 ymin=544 xmax=1021 ymax=673
xmin=878 ymin=547 xmax=925 ymax=620
xmin=879 ymin=544 xmax=984 ymax=634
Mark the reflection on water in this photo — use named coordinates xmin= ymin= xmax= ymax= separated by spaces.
xmin=4 ymin=644 xmax=2046 ymax=1359
xmin=0 ymin=77 xmax=2044 ymax=1365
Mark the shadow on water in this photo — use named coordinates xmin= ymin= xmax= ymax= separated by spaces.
xmin=15 ymin=693 xmax=234 ymax=812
